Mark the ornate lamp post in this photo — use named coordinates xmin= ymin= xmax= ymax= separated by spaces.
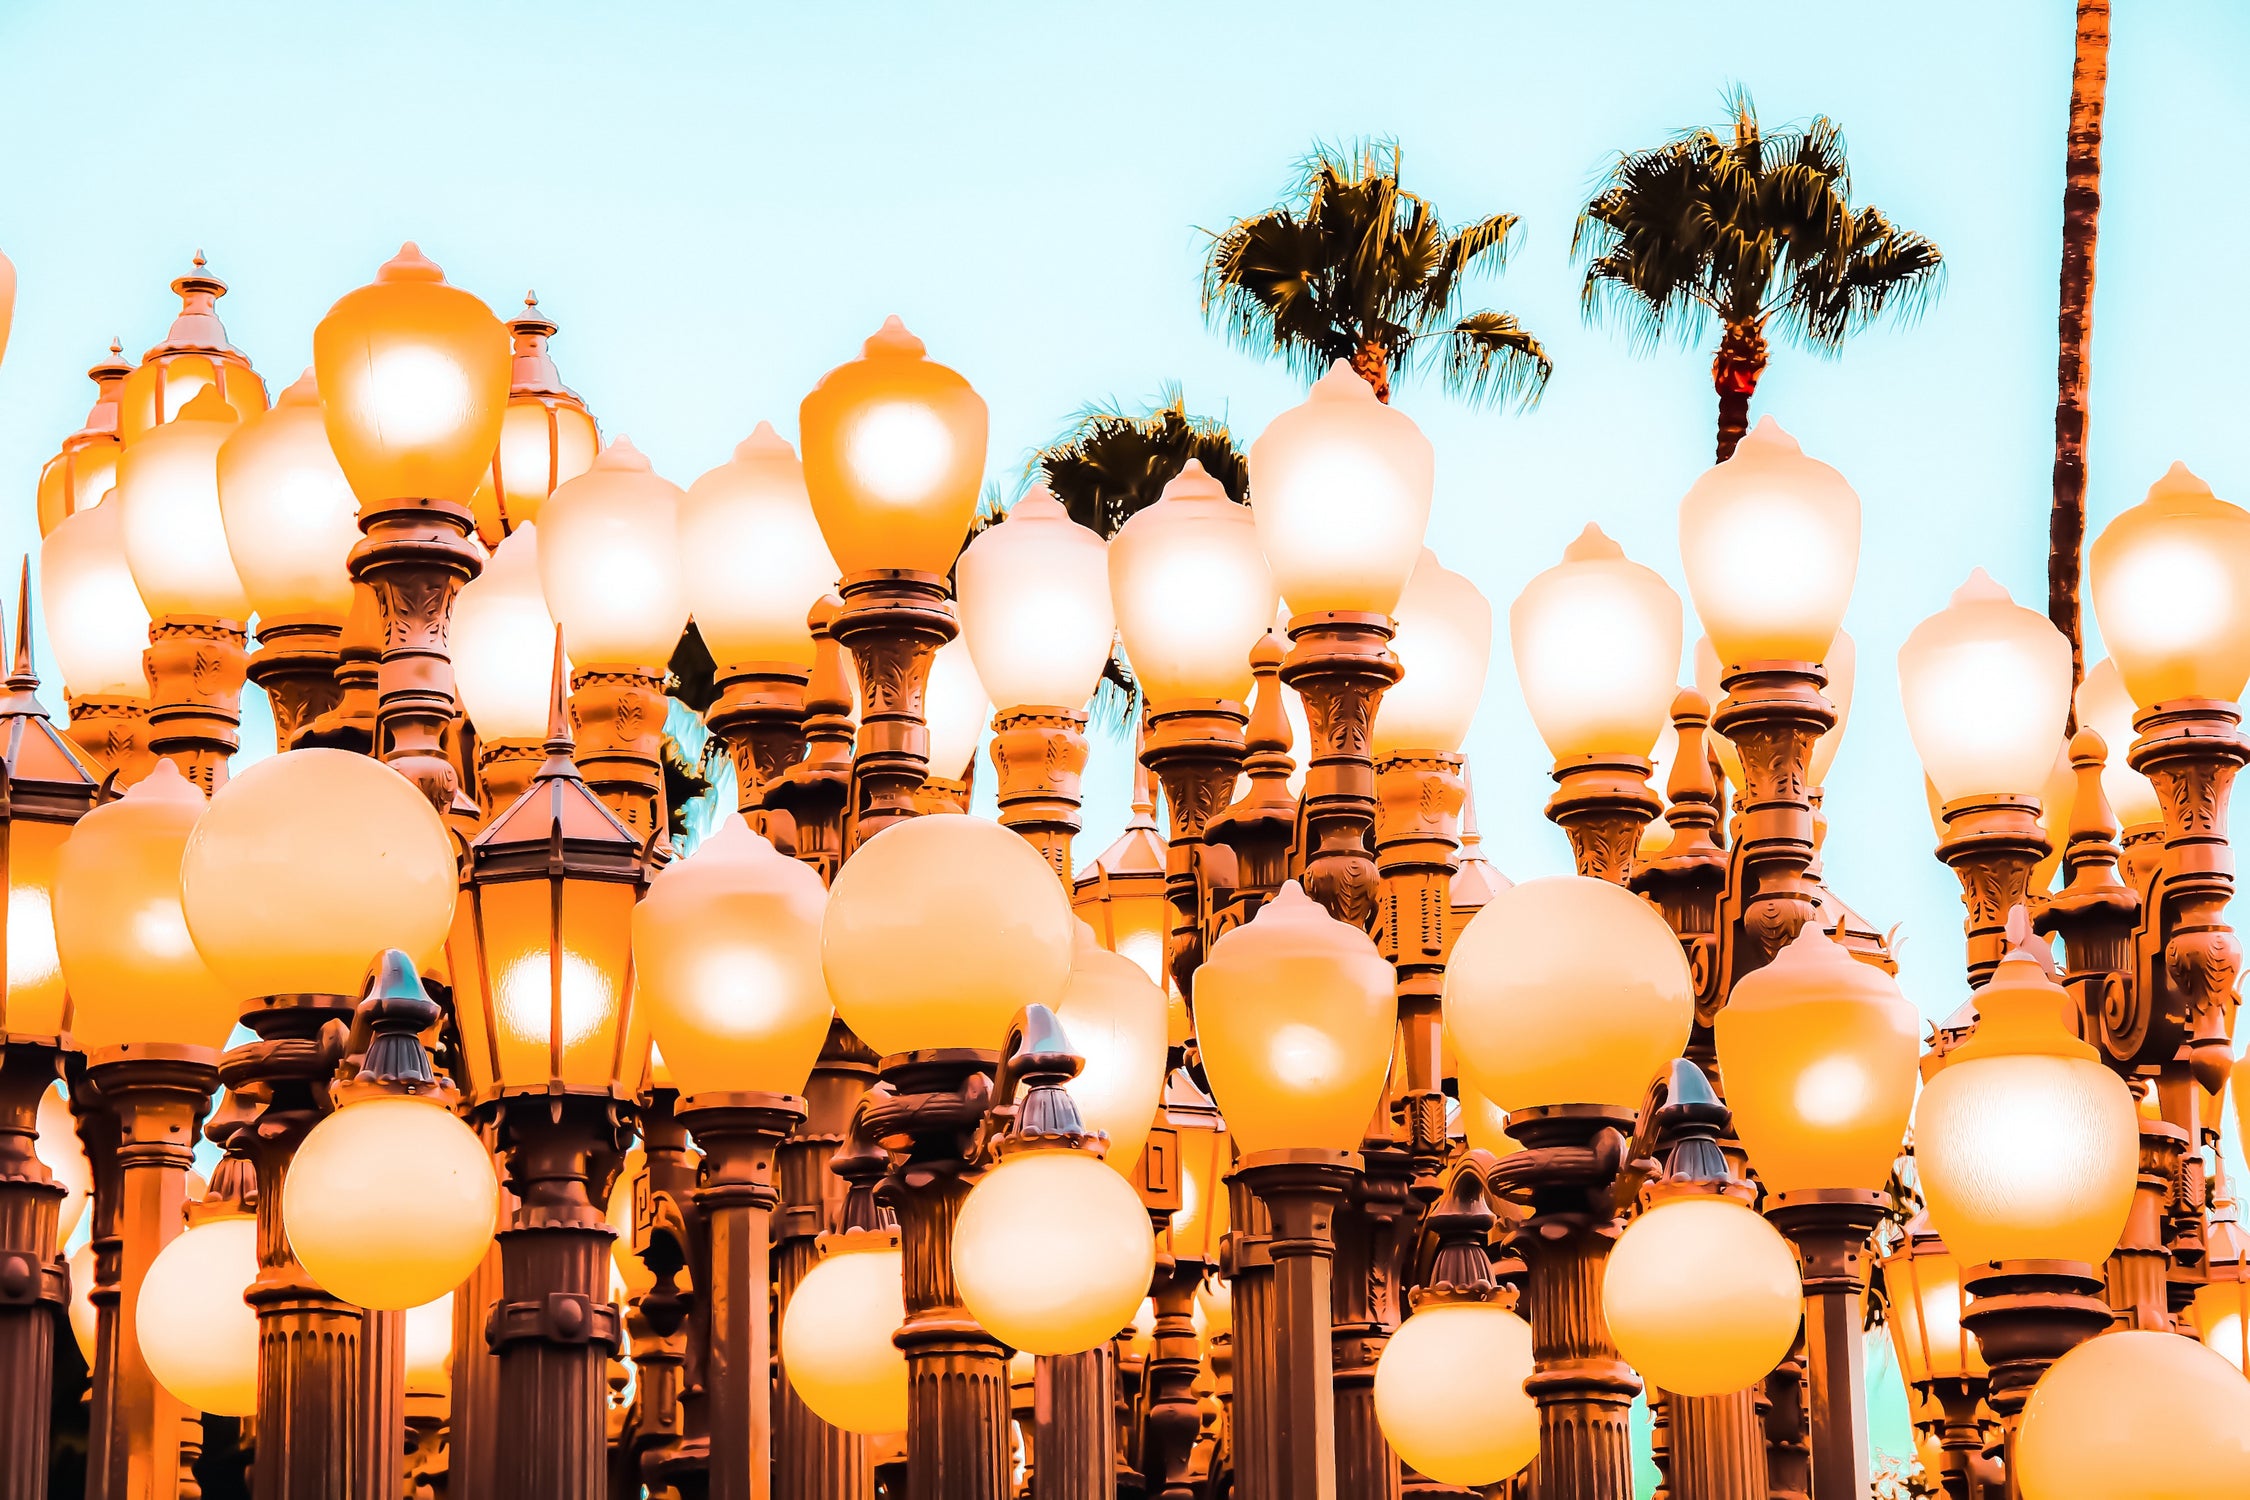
xmin=116 ymin=253 xmax=267 ymax=442
xmin=473 ymin=292 xmax=599 ymax=546
xmin=1877 ymin=1216 xmax=1994 ymax=1500
xmin=39 ymin=483 xmax=155 ymax=782
xmin=37 ymin=337 xmax=131 ymax=537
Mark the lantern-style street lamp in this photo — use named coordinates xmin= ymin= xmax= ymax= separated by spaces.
xmin=36 ymin=338 xmax=132 ymax=538
xmin=472 ymin=293 xmax=599 ymax=545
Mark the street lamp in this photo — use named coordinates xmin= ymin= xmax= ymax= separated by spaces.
xmin=2072 ymin=658 xmax=2162 ymax=832
xmin=37 ymin=338 xmax=132 ymax=537
xmin=452 ymin=525 xmax=566 ymax=814
xmin=921 ymin=634 xmax=990 ymax=808
xmin=1878 ymin=1214 xmax=1992 ymax=1498
xmin=135 ymin=1186 xmax=259 ymax=1419
xmin=40 ymin=498 xmax=154 ymax=781
xmin=472 ymin=293 xmax=600 ymax=545
xmin=2014 ymin=1330 xmax=2250 ymax=1500
xmin=116 ymin=254 xmax=267 ymax=443
xmin=685 ymin=423 xmax=840 ymax=813
xmin=2087 ymin=463 xmax=2250 ymax=710
xmin=1053 ymin=924 xmax=1169 ymax=1176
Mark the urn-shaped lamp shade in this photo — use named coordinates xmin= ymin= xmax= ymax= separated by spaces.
xmin=452 ymin=526 xmax=564 ymax=742
xmin=821 ymin=814 xmax=1074 ymax=1056
xmin=41 ymin=499 xmax=153 ymax=699
xmin=1192 ymin=881 xmax=1396 ymax=1154
xmin=1109 ymin=461 xmax=1277 ymax=704
xmin=1511 ymin=524 xmax=1683 ymax=762
xmin=1373 ymin=1303 xmax=1539 ymax=1488
xmin=953 ymin=1145 xmax=1156 ymax=1355
xmin=1914 ymin=946 xmax=2139 ymax=1267
xmin=681 ymin=423 xmax=840 ymax=670
xmin=283 ymin=1094 xmax=500 ymax=1308
xmin=1899 ymin=570 xmax=2075 ymax=804
xmin=1715 ymin=925 xmax=1919 ymax=1195
xmin=2074 ymin=660 xmax=2163 ymax=828
xmin=1247 ymin=362 xmax=1433 ymax=617
xmin=2089 ymin=463 xmax=2250 ymax=709
xmin=180 ymin=749 xmax=457 ymax=1002
xmin=2016 ymin=1330 xmax=2250 ymax=1500
xmin=1679 ymin=418 xmax=1859 ymax=665
xmin=781 ymin=1239 xmax=910 ymax=1434
xmin=36 ymin=1084 xmax=92 ymax=1243
xmin=1054 ymin=924 xmax=1170 ymax=1175
xmin=404 ymin=1292 xmax=455 ymax=1397
xmin=216 ymin=370 xmax=360 ymax=624
xmin=537 ymin=438 xmax=689 ymax=667
xmin=634 ymin=817 xmax=831 ymax=1097
xmin=137 ymin=1210 xmax=259 ymax=1417
xmin=1603 ymin=1195 xmax=1803 ymax=1396
xmin=925 ymin=635 xmax=992 ymax=784
xmin=1372 ymin=549 xmax=1492 ymax=758
xmin=54 ymin=761 xmax=235 ymax=1052
xmin=115 ymin=386 xmax=251 ymax=621
xmin=312 ymin=244 xmax=510 ymax=508
xmin=1444 ymin=875 xmax=1692 ymax=1112
xmin=798 ymin=317 xmax=988 ymax=576
xmin=957 ymin=486 xmax=1115 ymax=712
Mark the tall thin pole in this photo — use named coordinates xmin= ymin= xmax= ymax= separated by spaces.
xmin=2048 ymin=0 xmax=2110 ymax=712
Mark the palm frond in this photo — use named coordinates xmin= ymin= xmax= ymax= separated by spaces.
xmin=1036 ymin=388 xmax=1247 ymax=539
xmin=1414 ymin=311 xmax=1553 ymax=410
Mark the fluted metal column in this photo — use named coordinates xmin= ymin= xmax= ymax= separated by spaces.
xmin=0 ymin=1040 xmax=66 ymax=1500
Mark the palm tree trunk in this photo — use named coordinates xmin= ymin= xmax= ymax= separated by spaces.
xmin=1350 ymin=340 xmax=1392 ymax=403
xmin=1712 ymin=323 xmax=1768 ymax=461
xmin=2050 ymin=0 xmax=2109 ymax=723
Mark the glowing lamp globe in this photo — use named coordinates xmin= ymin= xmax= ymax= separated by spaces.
xmin=114 ymin=386 xmax=251 ymax=621
xmin=1678 ymin=417 xmax=1859 ymax=665
xmin=451 ymin=526 xmax=565 ymax=741
xmin=1605 ymin=1196 xmax=1802 ymax=1395
xmin=404 ymin=1292 xmax=455 ymax=1397
xmin=1196 ymin=1276 xmax=1232 ymax=1344
xmin=798 ymin=317 xmax=988 ymax=576
xmin=215 ymin=370 xmax=360 ymax=624
xmin=40 ymin=500 xmax=153 ymax=700
xmin=2016 ymin=1330 xmax=2250 ymax=1500
xmin=471 ymin=296 xmax=599 ymax=541
xmin=36 ymin=1085 xmax=92 ymax=1244
xmin=682 ymin=423 xmax=840 ymax=670
xmin=633 ymin=817 xmax=831 ymax=1097
xmin=285 ymin=1093 xmax=499 ymax=1309
xmin=136 ymin=1211 xmax=258 ymax=1416
xmin=956 ymin=486 xmax=1115 ymax=712
xmin=2075 ymin=661 xmax=2163 ymax=828
xmin=1247 ymin=362 xmax=1432 ymax=617
xmin=312 ymin=243 xmax=510 ymax=508
xmin=1373 ymin=549 xmax=1492 ymax=758
xmin=1715 ymin=925 xmax=1918 ymax=1195
xmin=821 ymin=814 xmax=1074 ymax=1057
xmin=780 ymin=1238 xmax=910 ymax=1435
xmin=67 ymin=1243 xmax=96 ymax=1363
xmin=1054 ymin=924 xmax=1169 ymax=1175
xmin=1373 ymin=1303 xmax=1538 ymax=1488
xmin=1511 ymin=524 xmax=1682 ymax=762
xmin=924 ymin=635 xmax=992 ymax=784
xmin=536 ymin=438 xmax=689 ymax=668
xmin=1900 ymin=570 xmax=2074 ymax=804
xmin=54 ymin=761 xmax=235 ymax=1053
xmin=1108 ymin=461 xmax=1277 ymax=704
xmin=1914 ymin=945 xmax=2138 ymax=1268
xmin=1192 ymin=882 xmax=1395 ymax=1153
xmin=953 ymin=1146 xmax=1156 ymax=1355
xmin=1444 ymin=876 xmax=1693 ymax=1112
xmin=180 ymin=749 xmax=457 ymax=1002
xmin=2089 ymin=464 xmax=2250 ymax=708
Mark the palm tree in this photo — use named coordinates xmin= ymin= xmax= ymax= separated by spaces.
xmin=1202 ymin=141 xmax=1551 ymax=407
xmin=2051 ymin=0 xmax=2111 ymax=713
xmin=1575 ymin=90 xmax=1945 ymax=461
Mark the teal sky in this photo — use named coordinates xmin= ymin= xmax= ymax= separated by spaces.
xmin=4 ymin=2 xmax=2246 ymax=1482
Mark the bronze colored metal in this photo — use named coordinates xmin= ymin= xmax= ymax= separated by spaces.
xmin=1332 ymin=1135 xmax=1412 ymax=1500
xmin=1922 ymin=1376 xmax=1999 ymax=1500
xmin=1764 ymin=1190 xmax=1887 ymax=1500
xmin=65 ymin=696 xmax=155 ymax=786
xmin=675 ymin=1090 xmax=806 ymax=1500
xmin=569 ymin=665 xmax=672 ymax=847
xmin=1140 ymin=698 xmax=1249 ymax=999
xmin=86 ymin=1043 xmax=220 ymax=1500
xmin=2105 ymin=1111 xmax=2190 ymax=1330
xmin=619 ymin=1089 xmax=694 ymax=1487
xmin=348 ymin=493 xmax=484 ymax=817
xmin=860 ymin=1050 xmax=1010 ymax=1500
xmin=1934 ymin=794 xmax=2050 ymax=989
xmin=1281 ymin=612 xmax=1400 ymax=930
xmin=1223 ymin=1175 xmax=1277 ymax=1500
xmin=299 ymin=582 xmax=382 ymax=755
xmin=1138 ymin=1257 xmax=1203 ymax=1500
xmin=1958 ymin=1262 xmax=2110 ymax=1492
xmin=705 ymin=661 xmax=809 ymax=816
xmin=990 ymin=707 xmax=1090 ymax=882
xmin=916 ymin=773 xmax=970 ymax=816
xmin=68 ymin=1066 xmax=126 ymax=1500
xmin=775 ymin=1021 xmax=879 ymax=1500
xmin=447 ymin=1121 xmax=511 ymax=1500
xmin=1231 ymin=1148 xmax=1358 ymax=1500
xmin=476 ymin=737 xmax=548 ymax=823
xmin=1708 ymin=663 xmax=1835 ymax=978
xmin=764 ymin=598 xmax=857 ymax=882
xmin=1547 ymin=754 xmax=1661 ymax=887
xmin=245 ymin=615 xmax=344 ymax=753
xmin=143 ymin=616 xmax=248 ymax=792
xmin=0 ymin=1038 xmax=66 ymax=1500
xmin=1373 ymin=751 xmax=1465 ymax=1173
xmin=829 ymin=569 xmax=956 ymax=850
xmin=1036 ymin=1347 xmax=1120 ymax=1500
xmin=2036 ymin=729 xmax=2139 ymax=1034
xmin=1635 ymin=692 xmax=1731 ymax=1032
xmin=354 ymin=1311 xmax=405 ymax=1500
xmin=1206 ymin=636 xmax=1299 ymax=901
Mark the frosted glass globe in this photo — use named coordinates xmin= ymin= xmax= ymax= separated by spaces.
xmin=1372 ymin=549 xmax=1491 ymax=758
xmin=452 ymin=525 xmax=564 ymax=742
xmin=822 ymin=814 xmax=1074 ymax=1056
xmin=216 ymin=369 xmax=360 ymax=624
xmin=1900 ymin=570 xmax=2074 ymax=804
xmin=404 ymin=1292 xmax=455 ymax=1396
xmin=780 ymin=1242 xmax=910 ymax=1435
xmin=953 ymin=1147 xmax=1155 ymax=1355
xmin=115 ymin=387 xmax=251 ymax=621
xmin=1108 ymin=461 xmax=1276 ymax=704
xmin=1678 ymin=417 xmax=1858 ymax=665
xmin=137 ymin=1213 xmax=259 ymax=1416
xmin=1603 ymin=1195 xmax=1802 ymax=1396
xmin=36 ymin=1084 xmax=92 ymax=1244
xmin=957 ymin=486 xmax=1114 ymax=713
xmin=536 ymin=438 xmax=689 ymax=667
xmin=1055 ymin=924 xmax=1169 ymax=1175
xmin=681 ymin=422 xmax=840 ymax=670
xmin=284 ymin=1094 xmax=499 ymax=1309
xmin=2017 ymin=1330 xmax=2250 ymax=1500
xmin=1511 ymin=524 xmax=1682 ymax=762
xmin=2088 ymin=463 xmax=2250 ymax=708
xmin=1373 ymin=1302 xmax=1538 ymax=1488
xmin=40 ymin=499 xmax=153 ymax=700
xmin=924 ymin=635 xmax=991 ymax=783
